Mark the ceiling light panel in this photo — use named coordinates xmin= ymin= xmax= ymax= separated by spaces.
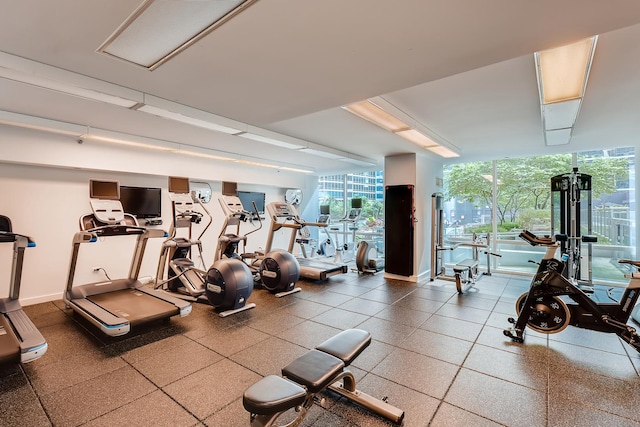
xmin=537 ymin=37 xmax=597 ymax=104
xmin=426 ymin=145 xmax=460 ymax=158
xmin=98 ymin=0 xmax=257 ymax=70
xmin=343 ymin=100 xmax=410 ymax=132
xmin=395 ymin=129 xmax=438 ymax=147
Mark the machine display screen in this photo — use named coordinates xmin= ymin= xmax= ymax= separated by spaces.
xmin=89 ymin=180 xmax=120 ymax=200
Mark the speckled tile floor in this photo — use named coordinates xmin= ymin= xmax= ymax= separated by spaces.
xmin=2 ymin=271 xmax=640 ymax=426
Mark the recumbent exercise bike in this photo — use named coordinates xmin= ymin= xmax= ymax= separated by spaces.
xmin=503 ymin=230 xmax=640 ymax=353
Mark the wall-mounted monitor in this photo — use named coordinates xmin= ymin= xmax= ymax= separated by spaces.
xmin=222 ymin=181 xmax=237 ymax=196
xmin=120 ymin=186 xmax=162 ymax=218
xmin=89 ymin=180 xmax=120 ymax=200
xmin=168 ymin=176 xmax=190 ymax=194
xmin=237 ymin=191 xmax=266 ymax=214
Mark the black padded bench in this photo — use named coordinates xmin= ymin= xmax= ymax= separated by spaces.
xmin=243 ymin=329 xmax=404 ymax=426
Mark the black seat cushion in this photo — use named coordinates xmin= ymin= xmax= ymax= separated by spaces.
xmin=243 ymin=375 xmax=307 ymax=415
xmin=282 ymin=349 xmax=344 ymax=393
xmin=315 ymin=329 xmax=371 ymax=366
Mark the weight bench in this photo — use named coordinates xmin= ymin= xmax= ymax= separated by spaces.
xmin=243 ymin=329 xmax=405 ymax=426
xmin=453 ymin=258 xmax=479 ymax=294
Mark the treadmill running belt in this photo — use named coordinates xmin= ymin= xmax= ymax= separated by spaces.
xmin=0 ymin=314 xmax=20 ymax=364
xmin=87 ymin=289 xmax=179 ymax=326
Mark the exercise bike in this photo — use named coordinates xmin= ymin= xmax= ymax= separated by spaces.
xmin=503 ymin=230 xmax=640 ymax=354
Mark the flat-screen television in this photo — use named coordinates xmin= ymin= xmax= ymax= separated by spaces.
xmin=237 ymin=191 xmax=266 ymax=214
xmin=320 ymin=204 xmax=330 ymax=215
xmin=351 ymin=198 xmax=363 ymax=209
xmin=119 ymin=186 xmax=162 ymax=218
xmin=90 ymin=180 xmax=120 ymax=200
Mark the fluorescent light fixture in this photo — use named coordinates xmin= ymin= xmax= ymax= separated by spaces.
xmin=395 ymin=129 xmax=438 ymax=148
xmin=426 ymin=145 xmax=460 ymax=158
xmin=98 ymin=0 xmax=258 ymax=70
xmin=137 ymin=94 xmax=244 ymax=134
xmin=83 ymin=128 xmax=179 ymax=152
xmin=535 ymin=36 xmax=597 ymax=146
xmin=0 ymin=110 xmax=87 ymax=136
xmin=342 ymin=100 xmax=410 ymax=132
xmin=545 ymin=128 xmax=572 ymax=146
xmin=343 ymin=97 xmax=460 ymax=158
xmin=236 ymin=126 xmax=307 ymax=149
xmin=536 ymin=37 xmax=597 ymax=104
xmin=0 ymin=52 xmax=143 ymax=108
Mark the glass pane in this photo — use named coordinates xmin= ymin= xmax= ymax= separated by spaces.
xmin=442 ymin=161 xmax=494 ymax=275
xmin=578 ymin=148 xmax=635 ymax=285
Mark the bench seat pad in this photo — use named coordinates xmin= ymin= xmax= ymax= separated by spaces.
xmin=283 ymin=349 xmax=344 ymax=393
xmin=243 ymin=375 xmax=307 ymax=415
xmin=315 ymin=329 xmax=371 ymax=366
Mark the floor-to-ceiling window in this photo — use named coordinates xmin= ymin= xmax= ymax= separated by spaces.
xmin=443 ymin=148 xmax=635 ymax=285
xmin=318 ymin=171 xmax=385 ymax=256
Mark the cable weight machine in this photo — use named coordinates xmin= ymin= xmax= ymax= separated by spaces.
xmin=550 ymin=167 xmax=597 ymax=287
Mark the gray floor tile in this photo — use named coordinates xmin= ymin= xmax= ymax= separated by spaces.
xmin=373 ymin=304 xmax=433 ymax=328
xmin=419 ymin=313 xmax=483 ymax=342
xmin=548 ymin=394 xmax=640 ymax=427
xmin=40 ymin=365 xmax=156 ymax=427
xmin=82 ymin=390 xmax=198 ymax=427
xmin=356 ymin=317 xmax=417 ymax=347
xmin=232 ymin=336 xmax=309 ymax=376
xmin=278 ymin=320 xmax=342 ymax=349
xmin=463 ymin=343 xmax=548 ymax=391
xmin=548 ymin=363 xmax=640 ymax=422
xmin=196 ymin=323 xmax=270 ymax=356
xmin=132 ymin=339 xmax=223 ymax=387
xmin=0 ymin=372 xmax=51 ymax=427
xmin=311 ymin=307 xmax=370 ymax=329
xmin=434 ymin=303 xmax=492 ymax=324
xmin=398 ymin=328 xmax=473 ymax=365
xmin=372 ymin=348 xmax=458 ymax=399
xmin=445 ymin=368 xmax=547 ymax=427
xmin=338 ymin=297 xmax=388 ymax=316
xmin=163 ymin=358 xmax=261 ymax=420
xmin=430 ymin=403 xmax=503 ymax=427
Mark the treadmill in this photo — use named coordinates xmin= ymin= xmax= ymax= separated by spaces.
xmin=265 ymin=202 xmax=348 ymax=281
xmin=64 ymin=180 xmax=191 ymax=337
xmin=0 ymin=215 xmax=48 ymax=364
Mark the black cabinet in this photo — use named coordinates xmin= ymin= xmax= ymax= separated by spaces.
xmin=384 ymin=185 xmax=414 ymax=276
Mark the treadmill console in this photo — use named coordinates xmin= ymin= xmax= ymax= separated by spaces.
xmin=90 ymin=199 xmax=125 ymax=225
xmin=272 ymin=203 xmax=294 ymax=217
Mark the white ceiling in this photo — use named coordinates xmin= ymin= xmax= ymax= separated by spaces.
xmin=1 ymin=0 xmax=640 ymax=174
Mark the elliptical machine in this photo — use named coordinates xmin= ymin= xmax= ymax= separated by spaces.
xmin=156 ymin=177 xmax=255 ymax=317
xmin=503 ymin=230 xmax=640 ymax=353
xmin=356 ymin=240 xmax=384 ymax=274
xmin=217 ymin=195 xmax=301 ymax=298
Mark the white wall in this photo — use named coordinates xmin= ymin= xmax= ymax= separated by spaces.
xmin=383 ymin=153 xmax=444 ymax=282
xmin=0 ymin=125 xmax=313 ymax=304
